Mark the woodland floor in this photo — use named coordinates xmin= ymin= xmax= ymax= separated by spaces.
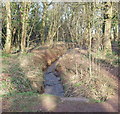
xmin=1 ymin=42 xmax=119 ymax=112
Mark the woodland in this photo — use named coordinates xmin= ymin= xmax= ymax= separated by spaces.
xmin=1 ymin=1 xmax=120 ymax=112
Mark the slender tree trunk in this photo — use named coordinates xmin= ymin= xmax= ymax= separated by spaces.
xmin=41 ymin=2 xmax=48 ymax=45
xmin=0 ymin=2 xmax=2 ymax=50
xmin=4 ymin=1 xmax=12 ymax=53
xmin=116 ymin=2 xmax=120 ymax=41
xmin=102 ymin=2 xmax=112 ymax=53
xmin=21 ymin=2 xmax=29 ymax=52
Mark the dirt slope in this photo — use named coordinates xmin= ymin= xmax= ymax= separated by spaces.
xmin=1 ymin=45 xmax=119 ymax=112
xmin=55 ymin=48 xmax=118 ymax=102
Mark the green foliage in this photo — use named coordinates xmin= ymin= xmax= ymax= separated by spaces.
xmin=112 ymin=58 xmax=120 ymax=66
xmin=1 ymin=52 xmax=11 ymax=58
xmin=74 ymin=82 xmax=82 ymax=87
xmin=105 ymin=51 xmax=118 ymax=64
xmin=2 ymin=63 xmax=33 ymax=94
xmin=0 ymin=91 xmax=38 ymax=98
xmin=89 ymin=98 xmax=105 ymax=103
xmin=20 ymin=52 xmax=34 ymax=57
xmin=2 ymin=59 xmax=10 ymax=65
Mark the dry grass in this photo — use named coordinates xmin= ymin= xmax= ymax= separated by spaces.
xmin=2 ymin=93 xmax=61 ymax=112
xmin=55 ymin=48 xmax=118 ymax=102
xmin=1 ymin=43 xmax=119 ymax=112
xmin=1 ymin=43 xmax=67 ymax=97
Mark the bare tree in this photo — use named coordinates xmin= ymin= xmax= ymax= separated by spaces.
xmin=20 ymin=2 xmax=30 ymax=52
xmin=46 ymin=3 xmax=62 ymax=45
xmin=4 ymin=1 xmax=12 ymax=53
xmin=41 ymin=2 xmax=49 ymax=45
xmin=102 ymin=2 xmax=113 ymax=53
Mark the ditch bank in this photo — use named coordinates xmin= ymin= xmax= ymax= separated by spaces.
xmin=55 ymin=48 xmax=118 ymax=102
xmin=2 ymin=45 xmax=118 ymax=112
xmin=19 ymin=43 xmax=67 ymax=94
xmin=20 ymin=46 xmax=118 ymax=102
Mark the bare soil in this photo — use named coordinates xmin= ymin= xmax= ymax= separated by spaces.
xmin=1 ymin=44 xmax=119 ymax=112
xmin=55 ymin=48 xmax=118 ymax=101
xmin=2 ymin=93 xmax=118 ymax=112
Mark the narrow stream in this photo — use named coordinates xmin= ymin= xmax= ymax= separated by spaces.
xmin=44 ymin=62 xmax=64 ymax=97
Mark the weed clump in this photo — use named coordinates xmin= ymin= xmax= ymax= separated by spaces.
xmin=1 ymin=44 xmax=67 ymax=96
xmin=56 ymin=49 xmax=118 ymax=102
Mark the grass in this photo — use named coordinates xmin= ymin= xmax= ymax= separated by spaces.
xmin=105 ymin=51 xmax=119 ymax=66
xmin=2 ymin=45 xmax=66 ymax=98
xmin=1 ymin=45 xmax=118 ymax=110
xmin=1 ymin=52 xmax=41 ymax=96
xmin=88 ymin=49 xmax=119 ymax=68
xmin=2 ymin=92 xmax=60 ymax=112
xmin=56 ymin=48 xmax=118 ymax=101
xmin=1 ymin=52 xmax=11 ymax=58
xmin=112 ymin=58 xmax=120 ymax=66
xmin=2 ymin=59 xmax=10 ymax=65
xmin=74 ymin=82 xmax=82 ymax=87
xmin=89 ymin=98 xmax=105 ymax=103
xmin=0 ymin=91 xmax=39 ymax=98
xmin=19 ymin=52 xmax=34 ymax=56
xmin=2 ymin=64 xmax=32 ymax=92
xmin=1 ymin=90 xmax=57 ymax=98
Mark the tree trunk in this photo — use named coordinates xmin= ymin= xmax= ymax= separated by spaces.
xmin=4 ymin=1 xmax=12 ymax=53
xmin=41 ymin=2 xmax=48 ymax=45
xmin=21 ymin=2 xmax=29 ymax=53
xmin=102 ymin=2 xmax=112 ymax=53
xmin=118 ymin=2 xmax=120 ymax=43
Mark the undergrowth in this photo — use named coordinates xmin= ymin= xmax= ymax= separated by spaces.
xmin=56 ymin=49 xmax=118 ymax=102
xmin=1 ymin=52 xmax=43 ymax=97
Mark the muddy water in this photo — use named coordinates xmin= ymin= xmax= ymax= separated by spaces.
xmin=44 ymin=62 xmax=64 ymax=97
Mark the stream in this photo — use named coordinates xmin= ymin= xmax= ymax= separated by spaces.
xmin=44 ymin=62 xmax=64 ymax=97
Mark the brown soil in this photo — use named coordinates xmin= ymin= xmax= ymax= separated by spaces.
xmin=1 ymin=43 xmax=67 ymax=95
xmin=55 ymin=48 xmax=118 ymax=101
xmin=1 ymin=44 xmax=119 ymax=112
xmin=2 ymin=93 xmax=118 ymax=112
xmin=55 ymin=95 xmax=118 ymax=112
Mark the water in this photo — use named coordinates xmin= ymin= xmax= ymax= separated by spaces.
xmin=44 ymin=62 xmax=64 ymax=97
